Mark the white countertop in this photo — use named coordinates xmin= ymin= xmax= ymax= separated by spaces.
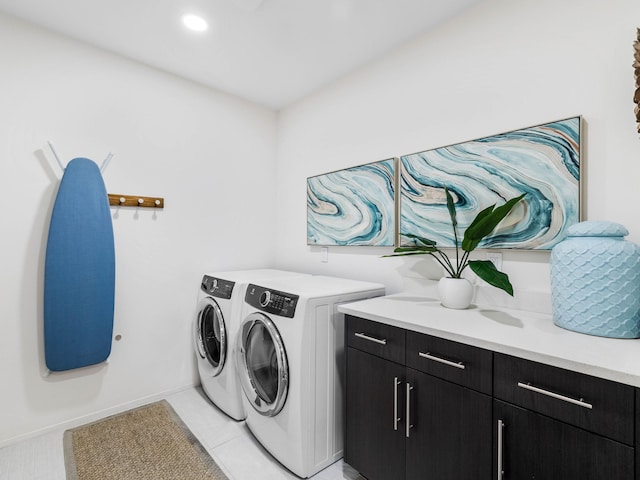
xmin=338 ymin=294 xmax=640 ymax=388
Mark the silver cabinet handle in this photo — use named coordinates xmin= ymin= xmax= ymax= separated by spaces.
xmin=517 ymin=382 xmax=593 ymax=409
xmin=405 ymin=383 xmax=414 ymax=438
xmin=497 ymin=420 xmax=505 ymax=480
xmin=419 ymin=351 xmax=465 ymax=370
xmin=354 ymin=332 xmax=387 ymax=345
xmin=393 ymin=377 xmax=401 ymax=431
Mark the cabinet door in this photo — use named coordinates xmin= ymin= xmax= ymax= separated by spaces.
xmin=494 ymin=400 xmax=634 ymax=480
xmin=636 ymin=389 xmax=640 ymax=480
xmin=406 ymin=368 xmax=492 ymax=480
xmin=635 ymin=388 xmax=640 ymax=480
xmin=346 ymin=347 xmax=406 ymax=480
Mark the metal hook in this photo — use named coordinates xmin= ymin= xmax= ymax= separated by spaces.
xmin=100 ymin=152 xmax=114 ymax=173
xmin=47 ymin=141 xmax=114 ymax=173
xmin=47 ymin=141 xmax=66 ymax=172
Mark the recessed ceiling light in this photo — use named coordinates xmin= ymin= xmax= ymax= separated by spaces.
xmin=182 ymin=14 xmax=208 ymax=32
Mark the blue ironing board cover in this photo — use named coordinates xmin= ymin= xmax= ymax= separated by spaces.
xmin=44 ymin=158 xmax=115 ymax=371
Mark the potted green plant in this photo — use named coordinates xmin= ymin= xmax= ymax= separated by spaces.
xmin=386 ymin=187 xmax=525 ymax=308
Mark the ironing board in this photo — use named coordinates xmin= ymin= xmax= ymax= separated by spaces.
xmin=44 ymin=158 xmax=115 ymax=371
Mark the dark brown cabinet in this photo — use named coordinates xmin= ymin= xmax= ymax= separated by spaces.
xmin=494 ymin=353 xmax=635 ymax=480
xmin=345 ymin=314 xmax=640 ymax=480
xmin=636 ymin=391 xmax=640 ymax=480
xmin=494 ymin=400 xmax=633 ymax=480
xmin=345 ymin=315 xmax=492 ymax=480
xmin=346 ymin=347 xmax=406 ymax=480
xmin=405 ymin=368 xmax=492 ymax=479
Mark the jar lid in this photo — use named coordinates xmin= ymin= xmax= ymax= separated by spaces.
xmin=566 ymin=221 xmax=628 ymax=237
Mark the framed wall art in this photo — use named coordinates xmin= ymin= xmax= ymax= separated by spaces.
xmin=307 ymin=158 xmax=396 ymax=246
xmin=400 ymin=116 xmax=582 ymax=250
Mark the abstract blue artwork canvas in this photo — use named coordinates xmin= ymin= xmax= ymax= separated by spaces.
xmin=307 ymin=158 xmax=396 ymax=246
xmin=400 ymin=116 xmax=581 ymax=250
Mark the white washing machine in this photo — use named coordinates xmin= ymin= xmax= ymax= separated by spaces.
xmin=194 ymin=269 xmax=308 ymax=420
xmin=236 ymin=275 xmax=385 ymax=478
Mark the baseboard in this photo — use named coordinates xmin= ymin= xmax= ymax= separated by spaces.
xmin=0 ymin=382 xmax=198 ymax=449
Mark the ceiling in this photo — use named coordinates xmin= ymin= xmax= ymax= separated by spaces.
xmin=0 ymin=0 xmax=482 ymax=110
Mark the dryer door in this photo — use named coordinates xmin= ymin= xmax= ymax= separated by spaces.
xmin=237 ymin=312 xmax=288 ymax=417
xmin=195 ymin=296 xmax=227 ymax=376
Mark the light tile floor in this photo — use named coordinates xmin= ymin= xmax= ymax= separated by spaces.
xmin=0 ymin=387 xmax=366 ymax=480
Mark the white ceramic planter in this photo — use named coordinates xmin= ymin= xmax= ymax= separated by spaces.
xmin=438 ymin=277 xmax=474 ymax=309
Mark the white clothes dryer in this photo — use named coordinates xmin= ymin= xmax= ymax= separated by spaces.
xmin=194 ymin=269 xmax=308 ymax=420
xmin=236 ymin=275 xmax=384 ymax=478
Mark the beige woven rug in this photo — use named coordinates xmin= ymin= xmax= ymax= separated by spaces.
xmin=63 ymin=400 xmax=229 ymax=480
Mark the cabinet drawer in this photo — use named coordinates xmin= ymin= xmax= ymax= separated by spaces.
xmin=406 ymin=331 xmax=492 ymax=395
xmin=346 ymin=315 xmax=405 ymax=364
xmin=494 ymin=353 xmax=634 ymax=445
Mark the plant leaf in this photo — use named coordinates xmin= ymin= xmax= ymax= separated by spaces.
xmin=392 ymin=246 xmax=438 ymax=253
xmin=467 ymin=194 xmax=525 ymax=239
xmin=381 ymin=251 xmax=436 ymax=257
xmin=460 ymin=205 xmax=496 ymax=251
xmin=444 ymin=186 xmax=457 ymax=229
xmin=462 ymin=194 xmax=525 ymax=252
xmin=402 ymin=233 xmax=437 ymax=246
xmin=468 ymin=260 xmax=514 ymax=296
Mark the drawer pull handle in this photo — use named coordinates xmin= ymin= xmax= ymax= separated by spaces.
xmin=354 ymin=332 xmax=387 ymax=345
xmin=419 ymin=352 xmax=465 ymax=370
xmin=517 ymin=382 xmax=593 ymax=409
xmin=393 ymin=377 xmax=401 ymax=431
xmin=405 ymin=382 xmax=414 ymax=438
xmin=497 ymin=420 xmax=505 ymax=480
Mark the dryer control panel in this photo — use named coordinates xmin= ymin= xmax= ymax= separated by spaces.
xmin=245 ymin=284 xmax=299 ymax=318
xmin=201 ymin=275 xmax=235 ymax=299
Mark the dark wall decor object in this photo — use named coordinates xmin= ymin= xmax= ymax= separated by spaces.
xmin=307 ymin=158 xmax=396 ymax=246
xmin=634 ymin=28 xmax=640 ymax=136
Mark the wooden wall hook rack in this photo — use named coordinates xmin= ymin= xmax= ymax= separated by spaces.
xmin=108 ymin=194 xmax=164 ymax=208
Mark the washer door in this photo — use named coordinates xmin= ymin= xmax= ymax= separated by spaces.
xmin=195 ymin=296 xmax=227 ymax=376
xmin=237 ymin=312 xmax=288 ymax=417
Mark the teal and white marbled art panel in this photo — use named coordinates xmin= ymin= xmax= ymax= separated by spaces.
xmin=307 ymin=158 xmax=395 ymax=246
xmin=400 ymin=116 xmax=581 ymax=250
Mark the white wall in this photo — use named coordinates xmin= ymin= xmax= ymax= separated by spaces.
xmin=4 ymin=0 xmax=640 ymax=448
xmin=275 ymin=0 xmax=640 ymax=310
xmin=0 ymin=13 xmax=277 ymax=445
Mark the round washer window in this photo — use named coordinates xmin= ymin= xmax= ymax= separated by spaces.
xmin=246 ymin=321 xmax=280 ymax=404
xmin=237 ymin=313 xmax=288 ymax=417
xmin=197 ymin=298 xmax=226 ymax=376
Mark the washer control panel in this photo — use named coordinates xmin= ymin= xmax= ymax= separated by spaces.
xmin=201 ymin=275 xmax=235 ymax=299
xmin=245 ymin=284 xmax=299 ymax=318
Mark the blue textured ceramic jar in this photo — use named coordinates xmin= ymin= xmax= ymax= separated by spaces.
xmin=550 ymin=221 xmax=640 ymax=338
